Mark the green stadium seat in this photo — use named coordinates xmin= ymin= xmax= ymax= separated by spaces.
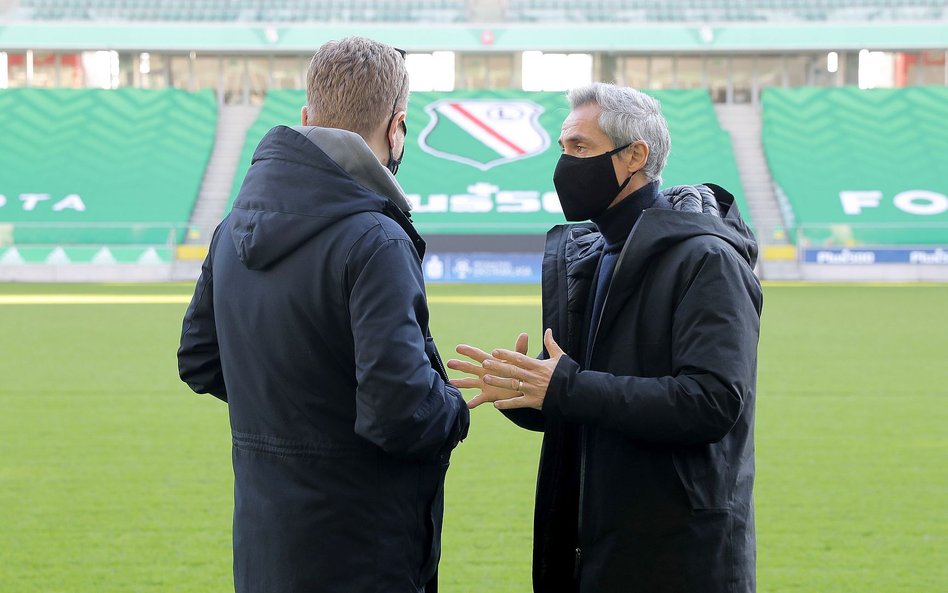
xmin=0 ymin=88 xmax=218 ymax=245
xmin=762 ymin=87 xmax=948 ymax=246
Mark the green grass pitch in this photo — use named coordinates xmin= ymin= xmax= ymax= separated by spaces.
xmin=0 ymin=282 xmax=945 ymax=592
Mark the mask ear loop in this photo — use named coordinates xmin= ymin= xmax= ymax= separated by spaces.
xmin=385 ymin=110 xmax=403 ymax=175
xmin=606 ymin=142 xmax=633 ymax=157
xmin=616 ymin=171 xmax=635 ymax=193
xmin=387 ymin=49 xmax=408 ymax=176
xmin=609 ymin=142 xmax=637 ymax=193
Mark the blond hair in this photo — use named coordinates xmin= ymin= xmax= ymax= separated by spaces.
xmin=306 ymin=37 xmax=409 ymax=138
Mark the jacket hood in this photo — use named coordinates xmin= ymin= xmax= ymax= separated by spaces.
xmin=641 ymin=183 xmax=759 ymax=269
xmin=228 ymin=125 xmax=410 ymax=270
xmin=549 ymin=183 xmax=757 ymax=315
xmin=555 ymin=184 xmax=757 ymax=271
xmin=599 ymin=183 xmax=757 ymax=320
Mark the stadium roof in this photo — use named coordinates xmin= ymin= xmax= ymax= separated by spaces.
xmin=0 ymin=21 xmax=945 ymax=53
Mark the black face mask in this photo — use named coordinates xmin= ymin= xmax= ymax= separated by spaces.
xmin=387 ymin=117 xmax=407 ymax=176
xmin=553 ymin=143 xmax=634 ymax=221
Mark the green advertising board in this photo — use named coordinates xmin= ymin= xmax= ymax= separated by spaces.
xmin=230 ymin=89 xmax=748 ymax=235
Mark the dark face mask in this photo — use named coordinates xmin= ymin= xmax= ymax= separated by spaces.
xmin=387 ymin=117 xmax=407 ymax=176
xmin=553 ymin=143 xmax=634 ymax=221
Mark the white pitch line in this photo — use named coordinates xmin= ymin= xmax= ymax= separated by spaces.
xmin=0 ymin=294 xmax=542 ymax=306
xmin=3 ymin=284 xmax=942 ymax=306
xmin=0 ymin=295 xmax=192 ymax=305
xmin=429 ymin=295 xmax=541 ymax=306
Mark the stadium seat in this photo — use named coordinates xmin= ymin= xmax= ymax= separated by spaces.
xmin=9 ymin=0 xmax=467 ymax=22
xmin=17 ymin=0 xmax=939 ymax=22
xmin=762 ymin=86 xmax=948 ymax=246
xmin=503 ymin=0 xmax=944 ymax=22
xmin=0 ymin=88 xmax=218 ymax=245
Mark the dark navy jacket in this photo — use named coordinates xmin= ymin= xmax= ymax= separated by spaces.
xmin=178 ymin=125 xmax=469 ymax=593
xmin=505 ymin=186 xmax=761 ymax=593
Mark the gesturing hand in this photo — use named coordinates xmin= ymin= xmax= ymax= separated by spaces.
xmin=448 ymin=333 xmax=529 ymax=409
xmin=448 ymin=329 xmax=565 ymax=410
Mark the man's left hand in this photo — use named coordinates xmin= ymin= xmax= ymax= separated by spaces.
xmin=449 ymin=333 xmax=529 ymax=409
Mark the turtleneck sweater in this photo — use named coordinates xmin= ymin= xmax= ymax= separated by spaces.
xmin=585 ymin=180 xmax=659 ymax=363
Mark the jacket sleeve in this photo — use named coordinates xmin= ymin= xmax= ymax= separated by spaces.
xmin=502 ymin=408 xmax=546 ymax=432
xmin=177 ymin=229 xmax=227 ymax=402
xmin=349 ymin=238 xmax=469 ymax=459
xmin=543 ymin=247 xmax=761 ymax=445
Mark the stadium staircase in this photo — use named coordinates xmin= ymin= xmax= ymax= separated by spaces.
xmin=186 ymin=103 xmax=261 ymax=245
xmin=715 ymin=104 xmax=800 ymax=279
xmin=226 ymin=90 xmax=303 ymax=212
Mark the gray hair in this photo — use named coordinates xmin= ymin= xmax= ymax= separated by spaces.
xmin=567 ymin=82 xmax=671 ymax=183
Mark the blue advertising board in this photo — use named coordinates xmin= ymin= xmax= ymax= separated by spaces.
xmin=422 ymin=252 xmax=542 ymax=283
xmin=803 ymin=248 xmax=948 ymax=265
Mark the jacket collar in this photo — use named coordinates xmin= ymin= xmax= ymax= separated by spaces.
xmin=547 ymin=184 xmax=758 ymax=347
xmin=593 ymin=185 xmax=756 ymax=343
xmin=592 ymin=180 xmax=659 ymax=249
xmin=289 ymin=126 xmax=413 ymax=214
xmin=230 ymin=126 xmax=425 ymax=270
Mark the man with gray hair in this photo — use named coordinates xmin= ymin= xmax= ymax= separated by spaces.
xmin=178 ymin=37 xmax=468 ymax=593
xmin=449 ymin=82 xmax=761 ymax=592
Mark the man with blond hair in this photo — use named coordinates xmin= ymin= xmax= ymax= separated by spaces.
xmin=178 ymin=37 xmax=469 ymax=593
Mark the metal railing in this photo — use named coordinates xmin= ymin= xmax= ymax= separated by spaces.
xmin=793 ymin=222 xmax=948 ymax=248
xmin=0 ymin=222 xmax=220 ymax=250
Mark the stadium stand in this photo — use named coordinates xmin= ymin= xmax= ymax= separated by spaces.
xmin=228 ymin=90 xmax=302 ymax=211
xmin=762 ymin=86 xmax=948 ymax=246
xmin=228 ymin=88 xmax=749 ymax=231
xmin=505 ymin=0 xmax=946 ymax=22
xmin=0 ymin=88 xmax=217 ymax=246
xmin=650 ymin=89 xmax=749 ymax=225
xmin=14 ymin=0 xmax=469 ymax=22
xmin=2 ymin=1 xmax=944 ymax=279
xmin=13 ymin=0 xmax=944 ymax=22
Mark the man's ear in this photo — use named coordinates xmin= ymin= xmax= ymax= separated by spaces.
xmin=300 ymin=106 xmax=309 ymax=126
xmin=388 ymin=111 xmax=406 ymax=146
xmin=626 ymin=141 xmax=649 ymax=174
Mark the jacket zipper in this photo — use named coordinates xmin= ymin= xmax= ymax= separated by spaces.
xmin=430 ymin=339 xmax=448 ymax=379
xmin=575 ymin=223 xmax=632 ymax=583
xmin=423 ymin=325 xmax=450 ymax=380
xmin=575 ymin=425 xmax=587 ymax=580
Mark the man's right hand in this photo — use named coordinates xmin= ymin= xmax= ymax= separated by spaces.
xmin=447 ymin=333 xmax=529 ymax=409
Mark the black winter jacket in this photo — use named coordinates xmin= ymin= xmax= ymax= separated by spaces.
xmin=505 ymin=185 xmax=762 ymax=593
xmin=178 ymin=125 xmax=469 ymax=593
